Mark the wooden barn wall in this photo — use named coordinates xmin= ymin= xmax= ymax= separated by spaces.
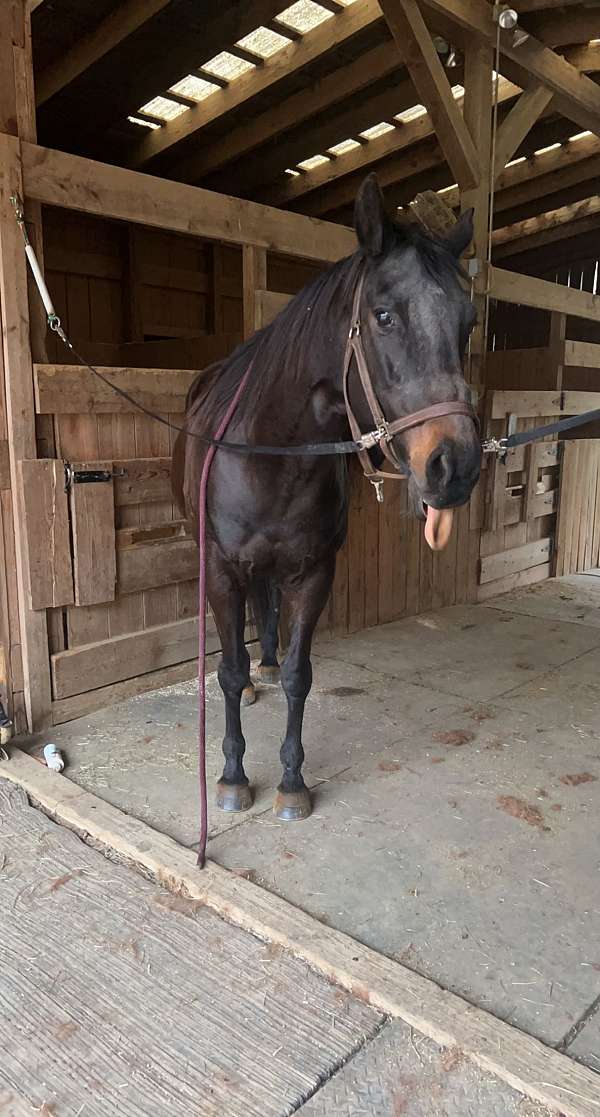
xmin=30 ymin=208 xmax=482 ymax=719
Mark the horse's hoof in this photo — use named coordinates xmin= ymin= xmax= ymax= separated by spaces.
xmin=273 ymin=788 xmax=312 ymax=822
xmin=257 ymin=664 xmax=280 ymax=684
xmin=241 ymin=684 xmax=256 ymax=707
xmin=216 ymin=782 xmax=253 ymax=813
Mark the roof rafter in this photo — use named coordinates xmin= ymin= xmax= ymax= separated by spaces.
xmin=379 ymin=0 xmax=479 ymax=188
xmin=36 ymin=0 xmax=171 ymax=106
xmin=130 ymin=0 xmax=384 ymax=168
xmin=492 ymin=84 xmax=554 ymax=176
xmin=423 ymin=0 xmax=600 ymax=136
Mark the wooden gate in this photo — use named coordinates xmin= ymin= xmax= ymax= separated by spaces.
xmin=18 ymin=361 xmax=221 ymax=724
xmin=555 ymin=439 xmax=600 ymax=575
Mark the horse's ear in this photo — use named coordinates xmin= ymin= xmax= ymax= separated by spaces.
xmin=443 ymin=208 xmax=474 ymax=258
xmin=354 ymin=174 xmax=390 ymax=257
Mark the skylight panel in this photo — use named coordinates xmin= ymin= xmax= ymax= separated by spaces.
xmin=203 ymin=51 xmax=254 ymax=80
xmin=170 ymin=74 xmax=220 ymax=101
xmin=359 ymin=121 xmax=395 ymax=141
xmin=297 ymin=154 xmax=331 ymax=170
xmin=328 ymin=138 xmax=361 ymax=156
xmin=451 ymin=84 xmax=464 ymax=98
xmin=395 ymin=104 xmax=427 ymax=123
xmin=285 ymin=168 xmax=301 ymax=176
xmin=505 ymin=156 xmax=526 ymax=167
xmin=139 ymin=95 xmax=188 ymax=121
xmin=534 ymin=142 xmax=561 ymax=156
xmin=128 ymin=115 xmax=161 ymax=130
xmin=438 ymin=184 xmax=457 ymax=194
xmin=237 ymin=26 xmax=290 ymax=57
xmin=276 ymin=1 xmax=333 ymax=33
xmin=569 ymin=131 xmax=592 ymax=141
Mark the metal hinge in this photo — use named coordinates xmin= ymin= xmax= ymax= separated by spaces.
xmin=64 ymin=463 xmax=127 ymax=491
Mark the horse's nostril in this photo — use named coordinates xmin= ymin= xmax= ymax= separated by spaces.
xmin=427 ymin=445 xmax=453 ymax=489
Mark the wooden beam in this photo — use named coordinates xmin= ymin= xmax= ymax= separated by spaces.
xmin=424 ymin=0 xmax=600 ymax=135
xmin=36 ymin=0 xmax=170 ymax=106
xmin=0 ymin=133 xmax=52 ymax=729
xmin=444 ymin=132 xmax=600 ymax=213
xmin=260 ymin=79 xmax=519 ymax=210
xmin=242 ymin=246 xmax=267 ymax=339
xmin=524 ymin=10 xmax=600 ymax=48
xmin=131 ymin=0 xmax=383 ymax=167
xmin=492 ymin=85 xmax=554 ymax=177
xmin=461 ymin=37 xmax=493 ymax=388
xmin=494 ymin=211 xmax=600 ymax=260
xmin=21 ymin=143 xmax=356 ymax=264
xmin=379 ymin=0 xmax=480 ymax=189
xmin=493 ymin=195 xmax=600 ymax=248
xmin=488 ymin=264 xmax=600 ymax=322
xmin=170 ymin=39 xmax=402 ymax=183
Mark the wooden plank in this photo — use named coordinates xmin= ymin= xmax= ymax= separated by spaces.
xmin=555 ymin=440 xmax=574 ymax=576
xmin=4 ymin=751 xmax=600 ymax=1117
xmin=494 ymin=196 xmax=600 ymax=250
xmin=564 ymin=340 xmax=600 ymax=369
xmin=113 ymin=456 xmax=172 ymax=506
xmin=70 ymin=462 xmax=116 ymax=606
xmin=479 ymin=537 xmax=551 ymax=584
xmin=51 ymin=615 xmax=218 ymax=698
xmin=255 ymin=290 xmax=292 ymax=330
xmin=379 ymin=0 xmax=479 ymax=189
xmin=477 ymin=561 xmax=551 ymax=601
xmin=490 ymin=390 xmax=561 ymax=419
xmin=51 ymin=651 xmax=224 ymax=723
xmin=36 ymin=0 xmax=171 ymax=105
xmin=488 ymin=266 xmax=600 ymax=323
xmin=118 ymin=538 xmax=197 ymax=595
xmin=21 ymin=143 xmax=356 ymax=265
xmin=0 ymin=131 xmax=52 ymax=729
xmin=492 ymin=85 xmax=554 ymax=177
xmin=243 ymin=246 xmax=267 ymax=339
xmin=0 ymin=438 xmax=9 ymax=490
xmin=461 ymin=36 xmax=493 ymax=390
xmin=17 ymin=459 xmax=73 ymax=609
xmin=34 ymin=364 xmax=196 ymax=415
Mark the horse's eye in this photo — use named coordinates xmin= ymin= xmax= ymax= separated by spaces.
xmin=374 ymin=309 xmax=394 ymax=330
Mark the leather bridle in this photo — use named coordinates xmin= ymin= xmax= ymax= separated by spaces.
xmin=342 ymin=271 xmax=479 ymax=499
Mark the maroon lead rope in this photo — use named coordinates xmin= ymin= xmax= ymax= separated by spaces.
xmin=197 ymin=363 xmax=255 ymax=868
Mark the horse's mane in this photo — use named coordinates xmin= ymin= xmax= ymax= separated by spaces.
xmin=186 ymin=219 xmax=462 ymax=427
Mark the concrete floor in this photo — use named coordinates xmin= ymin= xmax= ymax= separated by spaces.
xmin=38 ymin=575 xmax=600 ymax=1074
xmin=0 ymin=781 xmax=557 ymax=1117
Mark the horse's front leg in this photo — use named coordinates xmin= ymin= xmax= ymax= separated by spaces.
xmin=275 ymin=556 xmax=335 ymax=822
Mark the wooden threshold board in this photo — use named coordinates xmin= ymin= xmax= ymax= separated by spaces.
xmin=1 ymin=750 xmax=599 ymax=1117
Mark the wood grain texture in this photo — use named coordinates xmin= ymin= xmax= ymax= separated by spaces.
xmin=51 ymin=615 xmax=217 ymax=698
xmin=17 ymin=459 xmax=74 ymax=609
xmin=0 ymin=776 xmax=381 ymax=1117
xmin=34 ymin=364 xmax=196 ymax=414
xmin=3 ymin=750 xmax=600 ymax=1117
xmin=69 ymin=462 xmax=116 ymax=607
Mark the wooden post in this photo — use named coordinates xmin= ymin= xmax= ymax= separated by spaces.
xmin=0 ymin=1 xmax=52 ymax=730
xmin=243 ymin=245 xmax=267 ymax=339
xmin=461 ymin=39 xmax=493 ymax=395
xmin=549 ymin=311 xmax=567 ymax=393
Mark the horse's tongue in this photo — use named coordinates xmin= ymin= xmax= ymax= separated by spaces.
xmin=424 ymin=505 xmax=454 ymax=551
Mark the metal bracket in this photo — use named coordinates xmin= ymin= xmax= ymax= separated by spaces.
xmin=64 ymin=463 xmax=126 ymax=491
xmin=481 ymin=436 xmax=508 ymax=461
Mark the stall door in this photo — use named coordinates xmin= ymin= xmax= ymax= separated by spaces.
xmin=555 ymin=439 xmax=600 ymax=576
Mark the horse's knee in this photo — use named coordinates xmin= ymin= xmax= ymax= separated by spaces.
xmin=281 ymin=657 xmax=312 ymax=702
xmin=218 ymin=653 xmax=250 ymax=699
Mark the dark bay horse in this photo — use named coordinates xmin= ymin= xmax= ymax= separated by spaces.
xmin=173 ymin=175 xmax=481 ymax=822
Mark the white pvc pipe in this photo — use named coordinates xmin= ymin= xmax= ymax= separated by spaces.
xmin=25 ymin=243 xmax=56 ymax=319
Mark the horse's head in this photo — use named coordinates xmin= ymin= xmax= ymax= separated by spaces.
xmin=354 ymin=175 xmax=481 ymax=549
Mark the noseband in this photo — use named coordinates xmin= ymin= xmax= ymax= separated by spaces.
xmin=342 ymin=271 xmax=479 ymax=500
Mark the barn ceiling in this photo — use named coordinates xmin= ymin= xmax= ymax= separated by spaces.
xmin=31 ymin=0 xmax=600 ymax=264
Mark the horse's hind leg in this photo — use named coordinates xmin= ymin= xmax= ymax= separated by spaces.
xmin=275 ymin=557 xmax=335 ymax=822
xmin=208 ymin=564 xmax=253 ymax=813
xmin=257 ymin=583 xmax=281 ymax=683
